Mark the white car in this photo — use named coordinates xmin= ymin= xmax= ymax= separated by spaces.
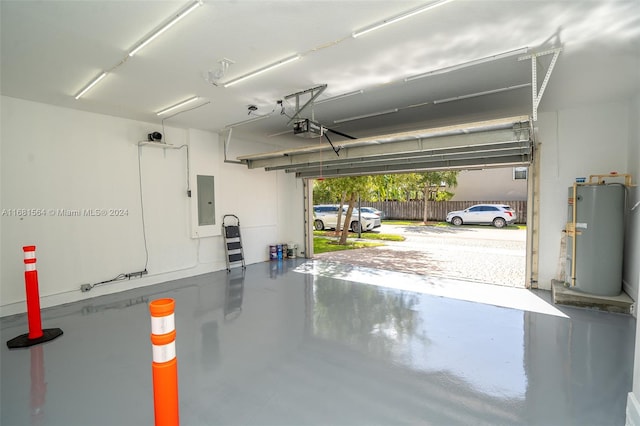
xmin=359 ymin=206 xmax=385 ymax=219
xmin=446 ymin=204 xmax=516 ymax=228
xmin=313 ymin=205 xmax=380 ymax=233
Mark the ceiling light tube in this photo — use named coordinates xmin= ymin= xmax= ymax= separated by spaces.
xmin=74 ymin=72 xmax=107 ymax=100
xmin=432 ymin=83 xmax=531 ymax=104
xmin=156 ymin=96 xmax=199 ymax=115
xmin=223 ymin=55 xmax=301 ymax=88
xmin=352 ymin=0 xmax=452 ymax=38
xmin=405 ymin=47 xmax=529 ymax=82
xmin=225 ymin=113 xmax=273 ymax=129
xmin=315 ymin=90 xmax=364 ymax=105
xmin=129 ymin=0 xmax=202 ymax=57
xmin=333 ymin=108 xmax=398 ymax=124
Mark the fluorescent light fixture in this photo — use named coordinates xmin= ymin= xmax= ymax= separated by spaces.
xmin=222 ymin=55 xmax=301 ymax=88
xmin=315 ymin=90 xmax=364 ymax=105
xmin=156 ymin=96 xmax=200 ymax=115
xmin=225 ymin=114 xmax=272 ymax=129
xmin=352 ymin=0 xmax=452 ymax=38
xmin=334 ymin=108 xmax=398 ymax=124
xmin=433 ymin=83 xmax=531 ymax=104
xmin=405 ymin=47 xmax=529 ymax=82
xmin=74 ymin=72 xmax=107 ymax=100
xmin=129 ymin=0 xmax=202 ymax=57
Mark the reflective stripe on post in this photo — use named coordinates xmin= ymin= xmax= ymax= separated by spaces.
xmin=150 ymin=298 xmax=179 ymax=426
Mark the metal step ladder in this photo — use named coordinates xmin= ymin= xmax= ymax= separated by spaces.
xmin=222 ymin=214 xmax=246 ymax=272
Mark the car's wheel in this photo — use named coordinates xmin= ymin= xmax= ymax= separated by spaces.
xmin=493 ymin=217 xmax=506 ymax=228
xmin=451 ymin=216 xmax=463 ymax=226
xmin=351 ymin=221 xmax=362 ymax=233
xmin=314 ymin=219 xmax=325 ymax=231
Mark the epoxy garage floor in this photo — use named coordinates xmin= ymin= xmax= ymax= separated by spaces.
xmin=0 ymin=259 xmax=635 ymax=425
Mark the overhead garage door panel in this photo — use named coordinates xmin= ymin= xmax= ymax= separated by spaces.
xmin=237 ymin=116 xmax=532 ymax=178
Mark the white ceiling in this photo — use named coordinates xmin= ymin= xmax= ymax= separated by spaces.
xmin=2 ymin=0 xmax=639 ymax=149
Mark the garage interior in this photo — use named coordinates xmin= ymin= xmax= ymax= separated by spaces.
xmin=1 ymin=1 xmax=639 ymax=425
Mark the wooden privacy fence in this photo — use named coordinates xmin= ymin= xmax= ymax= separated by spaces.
xmin=361 ymin=200 xmax=527 ymax=224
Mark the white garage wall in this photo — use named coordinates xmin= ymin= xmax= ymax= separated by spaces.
xmin=537 ymin=100 xmax=631 ymax=291
xmin=218 ymin=135 xmax=306 ymax=259
xmin=627 ymin=93 xmax=640 ymax=425
xmin=624 ymin=94 xmax=640 ymax=302
xmin=0 ymin=96 xmax=304 ymax=316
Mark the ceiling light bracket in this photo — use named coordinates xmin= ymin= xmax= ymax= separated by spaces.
xmin=206 ymin=58 xmax=235 ymax=86
xmin=284 ymin=84 xmax=327 ymax=126
xmin=519 ymin=47 xmax=562 ymax=121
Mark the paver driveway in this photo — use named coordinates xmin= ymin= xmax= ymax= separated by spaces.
xmin=314 ymin=224 xmax=527 ymax=287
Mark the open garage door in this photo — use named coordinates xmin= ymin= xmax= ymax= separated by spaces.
xmin=237 ymin=114 xmax=537 ymax=289
xmin=237 ymin=115 xmax=533 ymax=178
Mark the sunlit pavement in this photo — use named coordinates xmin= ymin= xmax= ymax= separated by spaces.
xmin=315 ymin=224 xmax=527 ymax=287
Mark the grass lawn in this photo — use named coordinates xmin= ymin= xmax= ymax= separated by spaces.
xmin=314 ymin=237 xmax=385 ymax=254
xmin=313 ymin=229 xmax=405 ymax=254
xmin=382 ymin=220 xmax=422 ymax=226
xmin=383 ymin=220 xmax=526 ymax=230
xmin=313 ymin=230 xmax=405 ymax=242
xmin=432 ymin=221 xmax=527 ymax=230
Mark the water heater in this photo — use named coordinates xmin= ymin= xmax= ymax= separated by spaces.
xmin=565 ymin=180 xmax=625 ymax=296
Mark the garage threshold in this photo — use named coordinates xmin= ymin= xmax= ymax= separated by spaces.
xmin=297 ymin=260 xmax=566 ymax=318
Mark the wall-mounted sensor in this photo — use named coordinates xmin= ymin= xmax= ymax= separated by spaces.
xmin=147 ymin=132 xmax=163 ymax=142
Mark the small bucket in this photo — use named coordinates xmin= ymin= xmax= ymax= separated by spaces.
xmin=269 ymin=245 xmax=277 ymax=260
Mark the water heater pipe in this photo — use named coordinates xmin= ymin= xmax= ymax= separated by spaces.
xmin=571 ymin=182 xmax=577 ymax=287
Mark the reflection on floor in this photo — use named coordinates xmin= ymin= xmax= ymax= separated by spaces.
xmin=1 ymin=259 xmax=635 ymax=425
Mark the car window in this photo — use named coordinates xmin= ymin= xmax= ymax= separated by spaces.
xmin=469 ymin=206 xmax=483 ymax=212
xmin=487 ymin=206 xmax=499 ymax=211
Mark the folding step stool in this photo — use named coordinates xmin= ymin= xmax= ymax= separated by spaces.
xmin=222 ymin=214 xmax=246 ymax=272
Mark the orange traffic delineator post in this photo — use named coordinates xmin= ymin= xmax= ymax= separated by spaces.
xmin=150 ymin=298 xmax=180 ymax=426
xmin=7 ymin=246 xmax=63 ymax=349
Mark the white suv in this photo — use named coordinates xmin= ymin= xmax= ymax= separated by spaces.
xmin=313 ymin=205 xmax=380 ymax=233
xmin=446 ymin=204 xmax=516 ymax=228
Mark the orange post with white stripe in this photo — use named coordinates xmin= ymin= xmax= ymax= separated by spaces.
xmin=6 ymin=245 xmax=63 ymax=349
xmin=150 ymin=298 xmax=179 ymax=426
xmin=23 ymin=245 xmax=43 ymax=339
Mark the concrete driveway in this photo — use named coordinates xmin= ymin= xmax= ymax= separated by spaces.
xmin=314 ymin=224 xmax=527 ymax=288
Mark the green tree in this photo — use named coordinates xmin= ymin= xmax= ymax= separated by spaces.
xmin=314 ymin=171 xmax=458 ymax=224
xmin=416 ymin=171 xmax=458 ymax=223
xmin=337 ymin=176 xmax=371 ymax=244
xmin=313 ymin=176 xmax=372 ymax=244
xmin=312 ymin=179 xmax=334 ymax=204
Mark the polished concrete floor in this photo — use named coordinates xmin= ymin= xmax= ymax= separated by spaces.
xmin=1 ymin=259 xmax=635 ymax=425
